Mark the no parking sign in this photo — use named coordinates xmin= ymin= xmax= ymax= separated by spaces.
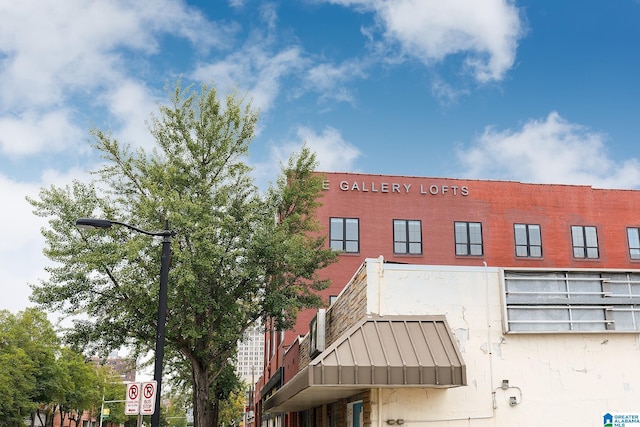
xmin=125 ymin=383 xmax=140 ymax=415
xmin=125 ymin=381 xmax=157 ymax=415
xmin=140 ymin=381 xmax=157 ymax=415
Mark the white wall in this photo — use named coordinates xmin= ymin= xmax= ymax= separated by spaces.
xmin=362 ymin=259 xmax=640 ymax=427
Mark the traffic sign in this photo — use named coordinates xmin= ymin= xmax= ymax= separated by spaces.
xmin=125 ymin=383 xmax=140 ymax=415
xmin=140 ymin=381 xmax=157 ymax=415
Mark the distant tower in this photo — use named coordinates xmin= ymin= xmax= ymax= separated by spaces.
xmin=92 ymin=352 xmax=136 ymax=382
xmin=236 ymin=322 xmax=265 ymax=384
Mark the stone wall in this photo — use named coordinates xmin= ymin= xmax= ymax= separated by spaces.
xmin=298 ymin=262 xmax=369 ymax=372
xmin=325 ymin=265 xmax=368 ymax=346
xmin=298 ymin=329 xmax=311 ymax=369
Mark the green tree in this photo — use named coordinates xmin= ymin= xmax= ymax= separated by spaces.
xmin=28 ymin=83 xmax=336 ymax=427
xmin=162 ymin=390 xmax=189 ymax=427
xmin=0 ymin=309 xmax=61 ymax=427
xmin=57 ymin=348 xmax=103 ymax=427
xmin=210 ymin=363 xmax=243 ymax=427
xmin=0 ymin=310 xmax=38 ymax=426
xmin=216 ymin=378 xmax=245 ymax=427
xmin=95 ymin=366 xmax=128 ymax=427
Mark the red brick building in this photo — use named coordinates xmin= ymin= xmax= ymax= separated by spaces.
xmin=255 ymin=172 xmax=640 ymax=427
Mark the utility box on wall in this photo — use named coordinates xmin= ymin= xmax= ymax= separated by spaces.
xmin=309 ymin=309 xmax=326 ymax=358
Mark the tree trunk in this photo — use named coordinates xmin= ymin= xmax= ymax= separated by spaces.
xmin=212 ymin=398 xmax=219 ymax=427
xmin=192 ymin=362 xmax=216 ymax=427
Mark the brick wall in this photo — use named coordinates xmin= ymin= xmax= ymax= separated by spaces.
xmin=316 ymin=172 xmax=640 ymax=270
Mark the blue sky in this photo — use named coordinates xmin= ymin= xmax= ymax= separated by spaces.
xmin=1 ymin=0 xmax=640 ymax=313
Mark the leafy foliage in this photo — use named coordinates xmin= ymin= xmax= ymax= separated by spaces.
xmin=0 ymin=309 xmax=109 ymax=427
xmin=28 ymin=83 xmax=336 ymax=427
xmin=0 ymin=309 xmax=52 ymax=425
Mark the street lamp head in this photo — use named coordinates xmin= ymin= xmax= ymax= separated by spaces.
xmin=76 ymin=218 xmax=113 ymax=230
xmin=76 ymin=217 xmax=174 ymax=238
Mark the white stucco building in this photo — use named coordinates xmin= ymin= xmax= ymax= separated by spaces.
xmin=263 ymin=257 xmax=640 ymax=427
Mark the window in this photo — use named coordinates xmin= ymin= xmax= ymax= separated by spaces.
xmin=571 ymin=226 xmax=599 ymax=259
xmin=504 ymin=271 xmax=640 ymax=332
xmin=455 ymin=221 xmax=483 ymax=256
xmin=271 ymin=328 xmax=276 ymax=357
xmin=330 ymin=218 xmax=359 ymax=253
xmin=628 ymin=228 xmax=640 ymax=260
xmin=514 ymin=224 xmax=542 ymax=257
xmin=393 ymin=219 xmax=422 ymax=254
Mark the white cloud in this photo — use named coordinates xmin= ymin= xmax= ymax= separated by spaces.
xmin=40 ymin=166 xmax=95 ymax=189
xmin=260 ymin=2 xmax=279 ymax=31
xmin=192 ymin=4 xmax=375 ymax=113
xmin=0 ymin=175 xmax=50 ymax=312
xmin=191 ymin=2 xmax=313 ymax=114
xmin=101 ymin=80 xmax=160 ymax=152
xmin=296 ymin=126 xmax=362 ymax=172
xmin=192 ymin=44 xmax=306 ymax=114
xmin=0 ymin=0 xmax=231 ymax=159
xmin=305 ymin=59 xmax=369 ymax=105
xmin=457 ymin=112 xmax=640 ymax=189
xmin=326 ymin=0 xmax=525 ymax=83
xmin=269 ymin=126 xmax=361 ymax=171
xmin=430 ymin=76 xmax=470 ymax=105
xmin=251 ymin=125 xmax=361 ymax=189
xmin=228 ymin=0 xmax=247 ymax=9
xmin=0 ymin=167 xmax=94 ymax=314
xmin=0 ymin=109 xmax=84 ymax=157
xmin=250 ymin=48 xmax=307 ymax=112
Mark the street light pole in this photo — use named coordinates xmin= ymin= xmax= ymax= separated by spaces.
xmin=151 ymin=222 xmax=172 ymax=427
xmin=76 ymin=218 xmax=175 ymax=427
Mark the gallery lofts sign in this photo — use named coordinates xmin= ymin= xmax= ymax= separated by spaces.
xmin=322 ymin=179 xmax=469 ymax=196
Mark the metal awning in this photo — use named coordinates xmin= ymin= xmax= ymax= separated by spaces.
xmin=264 ymin=316 xmax=466 ymax=413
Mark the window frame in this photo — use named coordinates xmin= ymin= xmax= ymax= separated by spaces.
xmin=503 ymin=270 xmax=640 ymax=333
xmin=571 ymin=225 xmax=599 ymax=259
xmin=329 ymin=217 xmax=360 ymax=253
xmin=514 ymin=223 xmax=542 ymax=258
xmin=454 ymin=221 xmax=483 ymax=256
xmin=393 ymin=219 xmax=423 ymax=255
xmin=627 ymin=227 xmax=640 ymax=260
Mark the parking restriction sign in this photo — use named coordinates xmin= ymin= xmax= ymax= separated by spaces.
xmin=140 ymin=381 xmax=157 ymax=415
xmin=125 ymin=383 xmax=140 ymax=415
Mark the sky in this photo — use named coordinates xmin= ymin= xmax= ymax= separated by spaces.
xmin=1 ymin=0 xmax=640 ymax=315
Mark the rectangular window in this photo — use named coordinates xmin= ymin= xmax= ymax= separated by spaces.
xmin=271 ymin=328 xmax=276 ymax=357
xmin=330 ymin=218 xmax=359 ymax=253
xmin=514 ymin=224 xmax=542 ymax=258
xmin=455 ymin=221 xmax=483 ymax=256
xmin=628 ymin=228 xmax=640 ymax=260
xmin=393 ymin=219 xmax=422 ymax=254
xmin=571 ymin=225 xmax=599 ymax=259
xmin=504 ymin=271 xmax=640 ymax=333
